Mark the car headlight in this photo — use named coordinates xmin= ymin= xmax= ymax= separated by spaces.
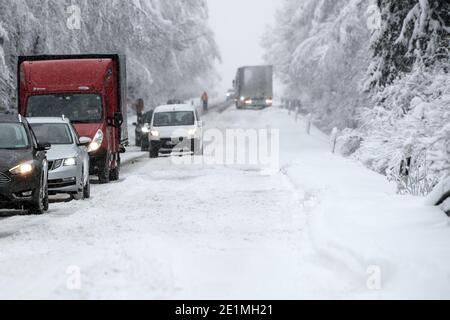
xmin=10 ymin=161 xmax=34 ymax=175
xmin=88 ymin=129 xmax=104 ymax=153
xmin=240 ymin=96 xmax=245 ymax=101
xmin=63 ymin=157 xmax=77 ymax=166
xmin=245 ymin=99 xmax=253 ymax=105
xmin=150 ymin=130 xmax=160 ymax=137
xmin=141 ymin=125 xmax=150 ymax=134
xmin=266 ymin=99 xmax=273 ymax=105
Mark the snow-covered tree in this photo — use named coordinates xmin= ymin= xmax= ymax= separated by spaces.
xmin=263 ymin=0 xmax=371 ymax=131
xmin=356 ymin=65 xmax=449 ymax=195
xmin=265 ymin=0 xmax=449 ymax=195
xmin=0 ymin=0 xmax=220 ymax=109
xmin=0 ymin=23 xmax=13 ymax=110
xmin=367 ymin=0 xmax=450 ymax=88
xmin=357 ymin=0 xmax=450 ymax=195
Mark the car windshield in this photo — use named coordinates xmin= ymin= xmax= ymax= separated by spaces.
xmin=153 ymin=111 xmax=195 ymax=127
xmin=0 ymin=123 xmax=30 ymax=149
xmin=26 ymin=94 xmax=103 ymax=123
xmin=30 ymin=123 xmax=73 ymax=145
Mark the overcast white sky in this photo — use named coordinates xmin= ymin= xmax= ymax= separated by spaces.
xmin=207 ymin=0 xmax=283 ymax=94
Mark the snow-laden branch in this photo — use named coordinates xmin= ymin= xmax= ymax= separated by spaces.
xmin=395 ymin=3 xmax=421 ymax=46
xmin=395 ymin=0 xmax=431 ymax=49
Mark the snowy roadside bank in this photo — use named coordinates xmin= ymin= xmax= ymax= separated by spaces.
xmin=207 ymin=105 xmax=450 ymax=298
xmin=273 ymin=107 xmax=450 ymax=299
xmin=426 ymin=176 xmax=450 ymax=215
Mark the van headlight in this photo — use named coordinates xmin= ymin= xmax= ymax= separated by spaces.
xmin=88 ymin=129 xmax=104 ymax=153
xmin=10 ymin=161 xmax=34 ymax=175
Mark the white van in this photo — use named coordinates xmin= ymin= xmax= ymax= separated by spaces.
xmin=148 ymin=104 xmax=203 ymax=158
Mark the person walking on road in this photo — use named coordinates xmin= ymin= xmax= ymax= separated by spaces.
xmin=135 ymin=98 xmax=145 ymax=124
xmin=201 ymin=91 xmax=209 ymax=112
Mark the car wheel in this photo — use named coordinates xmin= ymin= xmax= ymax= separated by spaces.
xmin=83 ymin=175 xmax=91 ymax=199
xmin=150 ymin=147 xmax=159 ymax=158
xmin=43 ymin=180 xmax=49 ymax=211
xmin=110 ymin=155 xmax=120 ymax=181
xmin=29 ymin=174 xmax=45 ymax=215
xmin=141 ymin=139 xmax=149 ymax=152
xmin=190 ymin=139 xmax=195 ymax=154
xmin=76 ymin=167 xmax=91 ymax=199
xmin=98 ymin=155 xmax=111 ymax=184
xmin=110 ymin=154 xmax=120 ymax=181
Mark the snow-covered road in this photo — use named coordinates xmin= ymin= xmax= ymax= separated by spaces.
xmin=1 ymin=106 xmax=449 ymax=299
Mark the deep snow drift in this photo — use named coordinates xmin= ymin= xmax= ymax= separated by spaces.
xmin=0 ymin=106 xmax=449 ymax=299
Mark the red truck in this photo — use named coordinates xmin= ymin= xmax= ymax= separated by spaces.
xmin=17 ymin=54 xmax=128 ymax=183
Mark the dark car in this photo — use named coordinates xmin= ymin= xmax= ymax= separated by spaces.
xmin=226 ymin=89 xmax=236 ymax=101
xmin=133 ymin=110 xmax=154 ymax=151
xmin=0 ymin=114 xmax=50 ymax=215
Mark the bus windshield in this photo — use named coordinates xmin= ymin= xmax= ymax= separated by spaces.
xmin=26 ymin=94 xmax=103 ymax=123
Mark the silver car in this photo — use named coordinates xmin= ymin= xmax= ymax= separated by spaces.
xmin=28 ymin=117 xmax=91 ymax=200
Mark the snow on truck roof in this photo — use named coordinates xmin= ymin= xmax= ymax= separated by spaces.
xmin=154 ymin=104 xmax=195 ymax=113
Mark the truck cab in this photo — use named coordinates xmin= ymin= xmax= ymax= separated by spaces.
xmin=17 ymin=54 xmax=128 ymax=183
xmin=234 ymin=65 xmax=273 ymax=109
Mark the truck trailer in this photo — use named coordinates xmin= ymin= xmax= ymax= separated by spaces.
xmin=17 ymin=54 xmax=128 ymax=183
xmin=234 ymin=65 xmax=273 ymax=109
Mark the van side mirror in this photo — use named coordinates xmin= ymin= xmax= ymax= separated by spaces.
xmin=108 ymin=113 xmax=124 ymax=128
xmin=114 ymin=113 xmax=123 ymax=128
